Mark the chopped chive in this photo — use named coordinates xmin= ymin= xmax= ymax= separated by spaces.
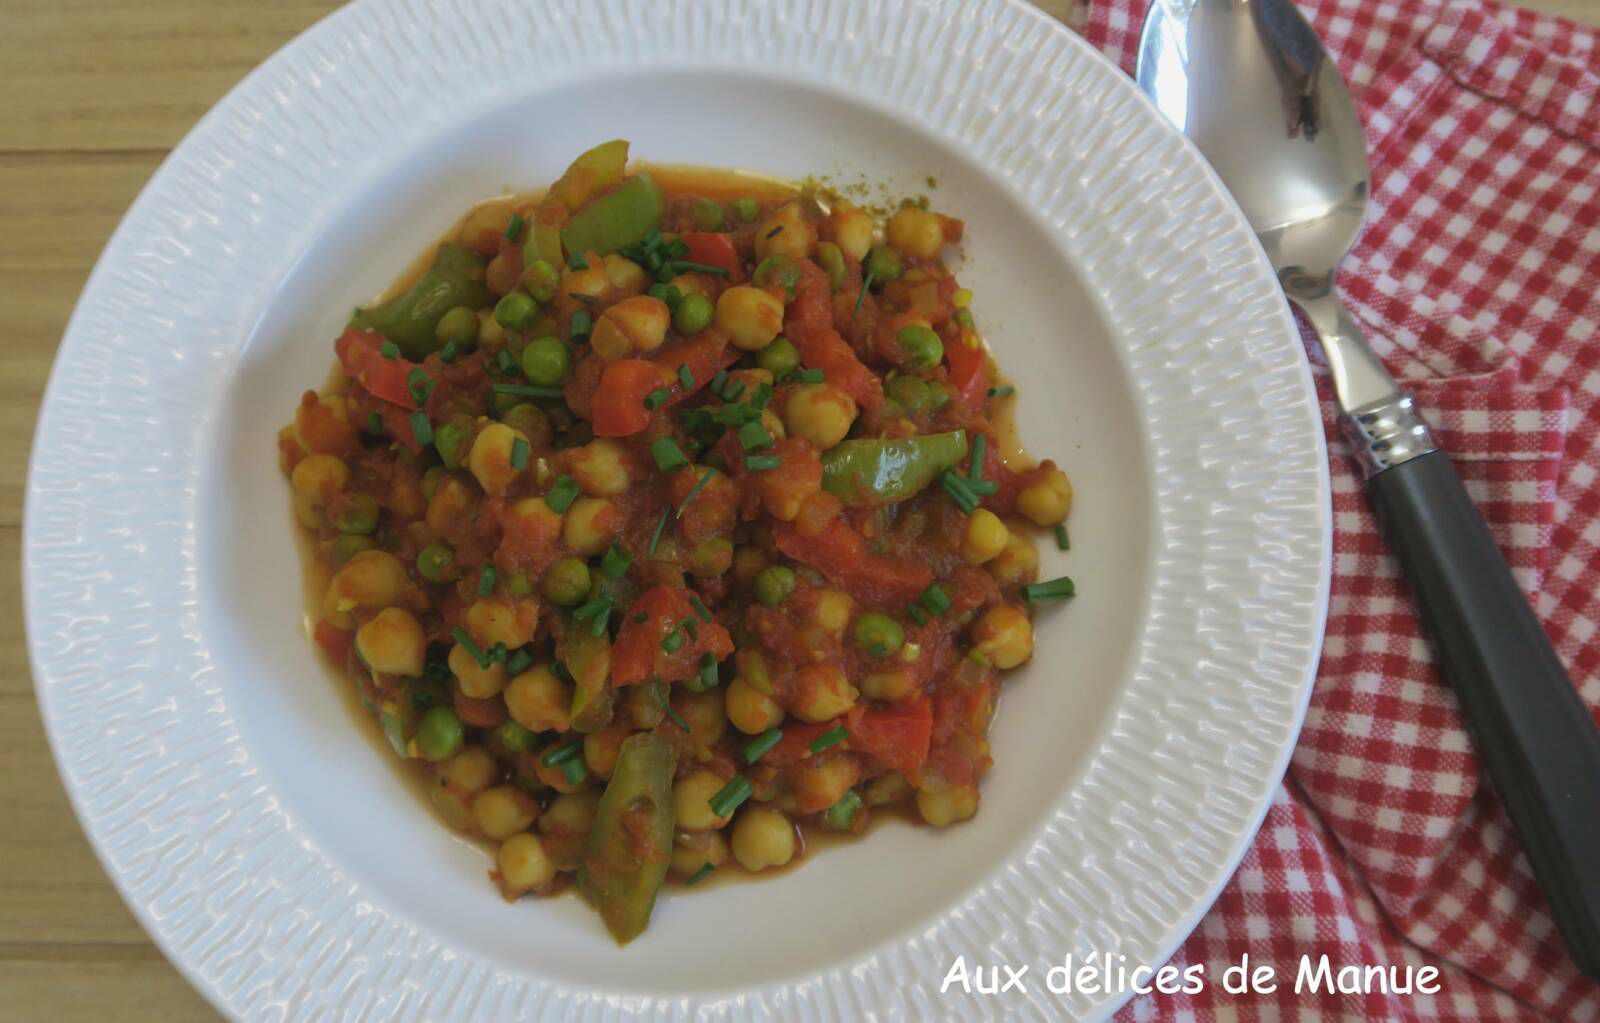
xmin=940 ymin=470 xmax=978 ymax=514
xmin=796 ymin=368 xmax=824 ymax=384
xmin=545 ymin=474 xmax=580 ymax=513
xmin=722 ymin=379 xmax=746 ymax=403
xmin=907 ymin=602 xmax=928 ymax=626
xmin=676 ymin=467 xmax=718 ymax=518
xmin=708 ymin=775 xmax=753 ymax=818
xmin=568 ymin=252 xmax=589 ymax=270
xmin=504 ymin=212 xmax=525 ymax=239
xmin=698 ymin=651 xmax=719 ymax=688
xmin=570 ymin=309 xmax=592 ymax=340
xmin=366 ymin=411 xmax=383 ymax=435
xmin=688 ymin=594 xmax=712 ymax=622
xmin=451 ymin=627 xmax=491 ymax=669
xmin=1022 ymin=576 xmax=1077 ymax=602
xmin=409 ymin=411 xmax=434 ymax=446
xmin=589 ymin=605 xmax=611 ymax=636
xmin=477 ymin=563 xmax=497 ymax=597
xmin=987 ymin=385 xmax=1015 ymax=398
xmin=1056 ymin=524 xmax=1071 ymax=550
xmin=632 ymin=611 xmax=648 ymax=623
xmin=710 ymin=369 xmax=729 ymax=396
xmin=743 ymin=728 xmax=783 ymax=764
xmin=679 ymin=616 xmax=699 ymax=641
xmin=824 ymin=790 xmax=863 ymax=830
xmin=488 ymin=641 xmax=508 ymax=664
xmin=920 ymin=582 xmax=951 ymax=614
xmin=677 ymin=364 xmax=695 ymax=389
xmin=765 ymin=225 xmax=785 ymax=239
xmin=751 ymin=382 xmax=773 ymax=410
xmin=510 ymin=437 xmax=529 ymax=470
xmin=656 ymin=681 xmax=690 ymax=730
xmin=601 ymin=544 xmax=633 ymax=579
xmin=966 ymin=478 xmax=998 ymax=496
xmin=440 ymin=339 xmax=460 ymax=364
xmin=686 ymin=863 xmax=715 ymax=886
xmin=506 ymin=646 xmax=533 ymax=675
xmin=969 ymin=433 xmax=986 ymax=480
xmin=497 ymin=349 xmax=515 ymax=374
xmin=854 ymin=271 xmax=875 ymax=315
xmin=809 ymin=725 xmax=848 ymax=754
xmin=651 ymin=437 xmax=689 ymax=472
xmin=737 ymin=419 xmax=774 ymax=452
xmin=380 ymin=340 xmax=400 ymax=360
xmin=744 ymin=454 xmax=781 ymax=471
xmin=661 ymin=629 xmax=685 ymax=654
xmin=647 ymin=507 xmax=670 ymax=558
xmin=541 ymin=738 xmax=583 ymax=767
xmin=560 ymin=758 xmax=588 ymax=785
xmin=667 ymin=260 xmax=730 ymax=277
xmin=644 ymin=387 xmax=670 ymax=411
xmin=491 ymin=382 xmax=565 ymax=399
xmin=568 ymin=292 xmax=598 ymax=304
xmin=573 ymin=595 xmax=614 ymax=621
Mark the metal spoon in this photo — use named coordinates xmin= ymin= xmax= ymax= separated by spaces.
xmin=1137 ymin=0 xmax=1600 ymax=979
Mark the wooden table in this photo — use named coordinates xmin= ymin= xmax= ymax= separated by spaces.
xmin=3 ymin=1 xmax=1595 ymax=1018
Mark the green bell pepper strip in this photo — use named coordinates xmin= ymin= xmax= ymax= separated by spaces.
xmin=820 ymin=430 xmax=969 ymax=505
xmin=563 ymin=624 xmax=614 ymax=733
xmin=579 ymin=733 xmax=677 ymax=944
xmin=561 ymin=172 xmax=666 ymax=259
xmin=351 ymin=243 xmax=492 ymax=360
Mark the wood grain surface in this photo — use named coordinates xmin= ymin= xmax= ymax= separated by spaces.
xmin=3 ymin=1 xmax=1594 ymax=1018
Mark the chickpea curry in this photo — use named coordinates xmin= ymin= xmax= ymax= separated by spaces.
xmin=279 ymin=140 xmax=1076 ymax=943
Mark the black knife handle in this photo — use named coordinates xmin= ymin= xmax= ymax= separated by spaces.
xmin=1368 ymin=448 xmax=1600 ymax=979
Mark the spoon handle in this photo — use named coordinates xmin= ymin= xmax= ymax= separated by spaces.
xmin=1362 ymin=440 xmax=1600 ymax=979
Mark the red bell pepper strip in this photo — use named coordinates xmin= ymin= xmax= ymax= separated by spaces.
xmin=772 ymin=520 xmax=931 ymax=605
xmin=313 ymin=619 xmax=355 ymax=667
xmin=766 ymin=699 xmax=933 ymax=774
xmin=335 ymin=329 xmax=419 ymax=410
xmin=611 ymin=586 xmax=733 ymax=686
xmin=590 ymin=333 xmax=739 ymax=437
xmin=679 ymin=232 xmax=741 ymax=278
xmin=785 ymin=262 xmax=884 ymax=410
xmin=944 ymin=334 xmax=989 ymax=409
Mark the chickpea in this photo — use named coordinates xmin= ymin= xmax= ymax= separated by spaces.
xmin=466 ymin=422 xmax=529 ymax=496
xmin=290 ymin=453 xmax=348 ymax=505
xmin=972 ymin=605 xmax=1035 ymax=669
xmin=784 ymin=383 xmax=856 ymax=450
xmin=791 ymin=755 xmax=860 ymax=814
xmin=865 ymin=771 xmax=911 ymax=805
xmin=439 ymin=744 xmax=497 ymax=795
xmin=860 ymin=668 xmax=915 ymax=702
xmin=582 ymin=724 xmax=627 ymax=780
xmin=671 ymin=832 xmax=729 ymax=878
xmin=1017 ymin=466 xmax=1073 ymax=526
xmin=449 ymin=642 xmax=508 ymax=699
xmin=716 ymin=286 xmax=785 ymax=351
xmin=618 ymin=682 xmax=667 ymax=730
xmin=477 ymin=308 xmax=507 ymax=351
xmin=568 ymin=438 xmax=631 ymax=496
xmin=590 ymin=295 xmax=670 ymax=361
xmin=497 ymin=832 xmax=557 ymax=896
xmin=734 ymin=650 xmax=772 ymax=695
xmin=428 ymin=779 xmax=475 ymax=832
xmin=987 ymin=528 xmax=1039 ymax=586
xmin=687 ymin=535 xmax=734 ymax=578
xmin=464 ymin=596 xmax=538 ymax=649
xmin=292 ymin=490 xmax=324 ymax=530
xmin=830 ymin=202 xmax=875 ymax=263
xmin=426 ymin=476 xmax=477 ymax=536
xmin=538 ymin=789 xmax=599 ymax=871
xmin=731 ymin=806 xmax=797 ymax=871
xmin=561 ymin=259 xmax=610 ymax=304
xmin=603 ymin=254 xmax=647 ymax=293
xmin=458 ymin=201 xmax=515 ymax=255
xmin=504 ymin=664 xmax=572 ymax=733
xmin=726 ymin=676 xmax=784 ymax=734
xmin=562 ymin=497 xmax=621 ymax=556
xmin=916 ymin=783 xmax=979 ymax=827
xmin=354 ymin=606 xmax=426 ymax=677
xmin=678 ymin=688 xmax=728 ymax=753
xmin=811 ymin=589 xmax=854 ymax=636
xmin=472 ymin=785 xmax=540 ymax=840
xmin=325 ymin=550 xmax=410 ymax=615
xmin=675 ymin=770 xmax=734 ymax=830
xmin=791 ymin=662 xmax=859 ymax=723
xmin=886 ymin=206 xmax=947 ymax=260
xmin=668 ymin=273 xmax=711 ymax=300
xmin=754 ymin=201 xmax=816 ymax=262
xmin=960 ymin=508 xmax=1010 ymax=564
xmin=503 ymin=496 xmax=565 ymax=560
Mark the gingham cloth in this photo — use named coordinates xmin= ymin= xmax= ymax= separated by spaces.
xmin=1079 ymin=1 xmax=1600 ymax=1019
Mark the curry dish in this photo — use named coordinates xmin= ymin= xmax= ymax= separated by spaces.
xmin=278 ymin=141 xmax=1075 ymax=943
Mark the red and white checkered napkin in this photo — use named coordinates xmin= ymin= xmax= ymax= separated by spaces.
xmin=1083 ymin=1 xmax=1600 ymax=1018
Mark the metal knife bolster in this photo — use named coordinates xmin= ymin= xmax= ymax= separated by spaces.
xmin=1341 ymin=392 xmax=1439 ymax=477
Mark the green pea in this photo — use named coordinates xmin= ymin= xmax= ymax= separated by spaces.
xmin=417 ymin=543 xmax=457 ymax=583
xmin=853 ymin=612 xmax=904 ymax=657
xmin=688 ymin=536 xmax=734 ymax=578
xmin=690 ymin=198 xmax=726 ymax=232
xmin=434 ymin=419 xmax=470 ymax=469
xmin=334 ymin=493 xmax=380 ymax=534
xmin=733 ymin=197 xmax=759 ymax=223
xmin=494 ymin=719 xmax=536 ymax=754
xmin=816 ymin=241 xmax=847 ymax=292
xmin=673 ymin=292 xmax=714 ymax=336
xmin=435 ymin=305 xmax=480 ymax=347
xmin=927 ymin=380 xmax=953 ymax=411
xmin=420 ymin=466 xmax=448 ymax=501
xmin=753 ymin=254 xmax=802 ymax=300
xmin=865 ymin=245 xmax=902 ymax=284
xmin=416 ymin=705 xmax=464 ymax=761
xmin=494 ymin=291 xmax=538 ymax=330
xmin=521 ymin=335 xmax=571 ymax=386
xmin=886 ymin=373 xmax=933 ymax=413
xmin=501 ymin=403 xmax=552 ymax=447
xmin=757 ymin=337 xmax=800 ymax=377
xmin=542 ymin=557 xmax=591 ymax=606
xmin=753 ymin=565 xmax=796 ymax=607
xmin=523 ymin=259 xmax=560 ymax=303
xmin=897 ymin=324 xmax=943 ymax=369
xmin=506 ymin=572 xmax=534 ymax=598
xmin=328 ymin=533 xmax=374 ymax=567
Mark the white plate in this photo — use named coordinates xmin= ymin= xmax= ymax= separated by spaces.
xmin=22 ymin=0 xmax=1330 ymax=1018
